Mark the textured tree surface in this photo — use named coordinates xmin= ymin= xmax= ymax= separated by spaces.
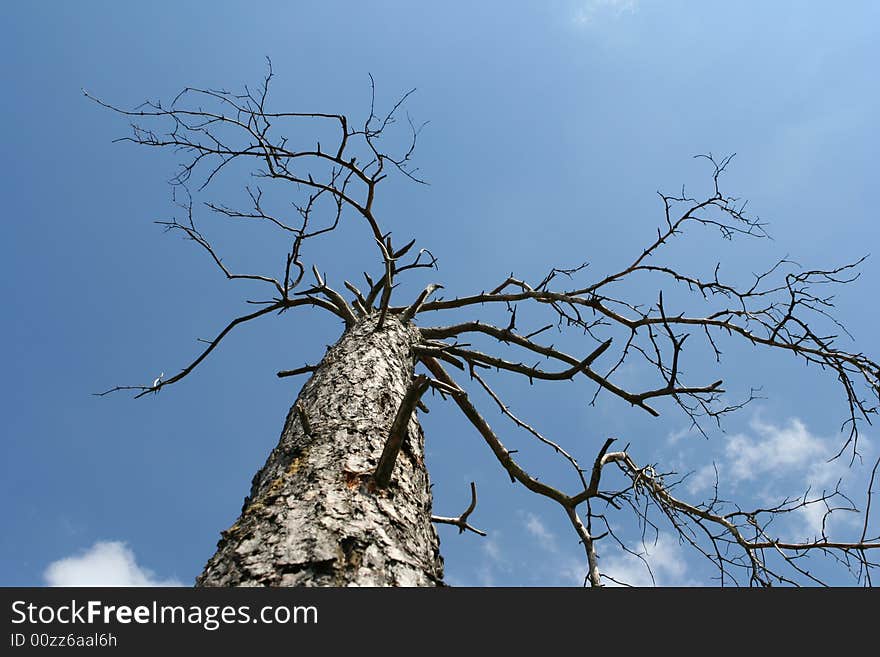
xmin=197 ymin=316 xmax=443 ymax=586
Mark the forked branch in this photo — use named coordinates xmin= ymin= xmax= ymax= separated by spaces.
xmin=431 ymin=482 xmax=487 ymax=536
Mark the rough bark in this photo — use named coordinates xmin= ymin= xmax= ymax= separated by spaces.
xmin=196 ymin=315 xmax=444 ymax=586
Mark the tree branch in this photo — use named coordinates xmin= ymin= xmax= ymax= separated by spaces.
xmin=431 ymin=482 xmax=487 ymax=536
xmin=373 ymin=375 xmax=430 ymax=488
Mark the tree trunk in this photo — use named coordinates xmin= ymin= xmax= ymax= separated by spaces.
xmin=196 ymin=315 xmax=444 ymax=586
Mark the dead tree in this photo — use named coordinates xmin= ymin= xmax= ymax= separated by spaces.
xmin=90 ymin=63 xmax=880 ymax=586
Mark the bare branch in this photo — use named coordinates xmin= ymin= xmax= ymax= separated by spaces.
xmin=343 ymin=280 xmax=369 ymax=313
xmin=586 ymin=443 xmax=880 ymax=586
xmin=400 ymin=283 xmax=444 ymax=323
xmin=96 ymin=301 xmax=288 ymax=398
xmin=472 ymin=370 xmax=588 ymax=490
xmin=373 ymin=374 xmax=430 ymax=488
xmin=421 ymin=357 xmax=572 ymax=504
xmin=431 ymin=482 xmax=487 ymax=536
xmin=277 ymin=364 xmax=318 ymax=379
xmin=297 ymin=266 xmax=358 ymax=328
xmin=375 ymin=238 xmax=394 ymax=330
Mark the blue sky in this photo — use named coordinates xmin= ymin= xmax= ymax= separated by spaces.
xmin=2 ymin=1 xmax=879 ymax=586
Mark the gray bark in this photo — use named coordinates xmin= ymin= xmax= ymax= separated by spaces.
xmin=196 ymin=315 xmax=444 ymax=586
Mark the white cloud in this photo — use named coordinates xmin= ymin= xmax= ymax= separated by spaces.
xmin=556 ymin=557 xmax=588 ymax=586
xmin=794 ymin=454 xmax=867 ymax=541
xmin=473 ymin=535 xmax=505 ymax=586
xmin=446 ymin=535 xmax=505 ymax=587
xmin=601 ymin=417 xmax=872 ymax=584
xmin=44 ymin=541 xmax=183 ymax=587
xmin=523 ymin=512 xmax=557 ymax=551
xmin=475 ymin=565 xmax=496 ymax=587
xmin=686 ymin=463 xmax=718 ymax=496
xmin=724 ymin=417 xmax=827 ymax=483
xmin=601 ymin=533 xmax=689 ymax=586
xmin=710 ymin=416 xmax=871 ymax=542
xmin=795 ymin=499 xmax=833 ymax=540
xmin=482 ymin=536 xmax=503 ymax=563
xmin=667 ymin=425 xmax=696 ymax=446
xmin=520 ymin=511 xmax=590 ymax=585
xmin=574 ymin=0 xmax=638 ymax=25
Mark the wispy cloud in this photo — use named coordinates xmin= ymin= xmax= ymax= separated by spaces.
xmin=686 ymin=463 xmax=719 ymax=496
xmin=520 ymin=511 xmax=585 ymax=585
xmin=573 ymin=0 xmax=639 ymax=26
xmin=467 ymin=534 xmax=506 ymax=587
xmin=667 ymin=425 xmax=697 ymax=446
xmin=523 ymin=512 xmax=557 ymax=551
xmin=601 ymin=533 xmax=690 ymax=586
xmin=482 ymin=535 xmax=503 ymax=563
xmin=724 ymin=417 xmax=827 ymax=483
xmin=795 ymin=448 xmax=867 ymax=541
xmin=44 ymin=541 xmax=183 ymax=587
xmin=685 ymin=415 xmax=872 ymax=541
